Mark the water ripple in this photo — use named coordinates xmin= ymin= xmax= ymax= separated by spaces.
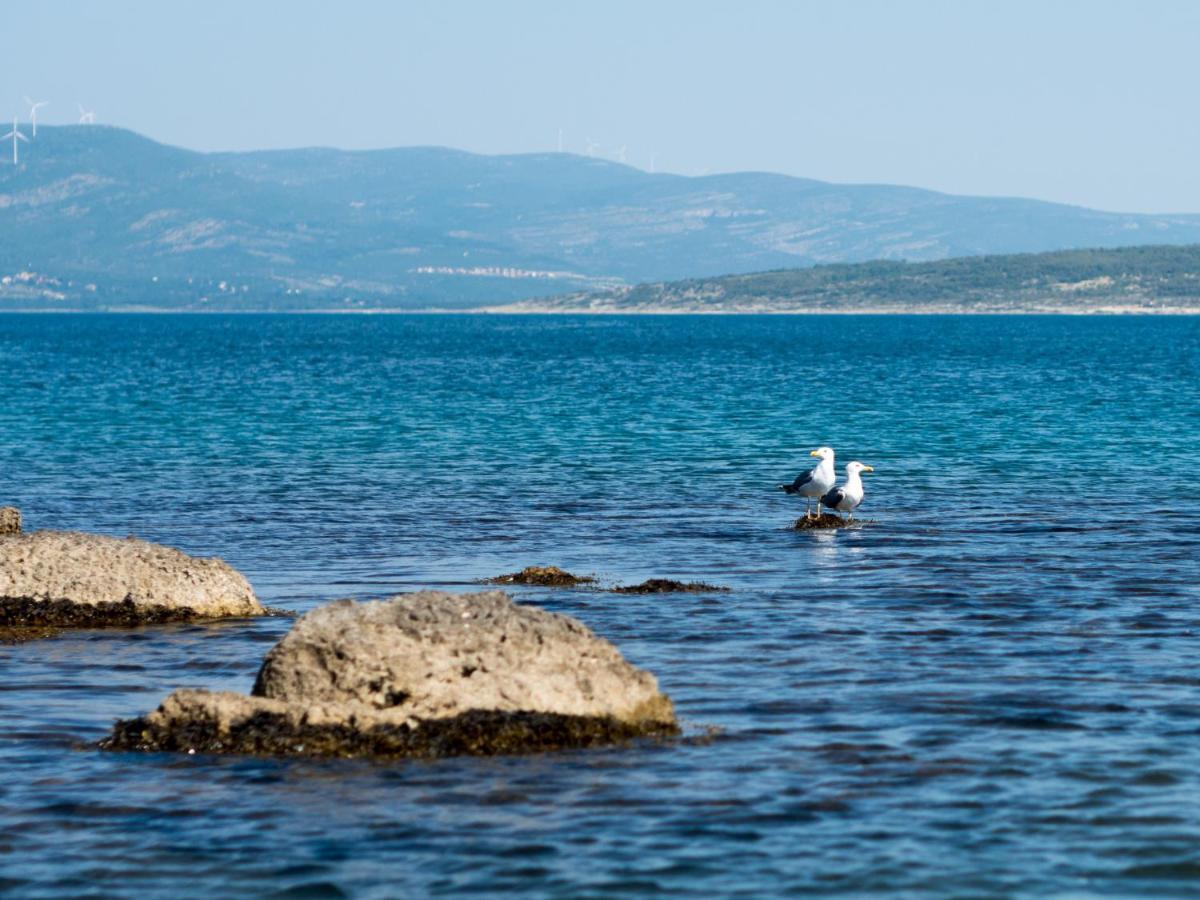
xmin=0 ymin=313 xmax=1198 ymax=896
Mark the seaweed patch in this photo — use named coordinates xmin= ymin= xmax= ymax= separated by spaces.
xmin=791 ymin=513 xmax=870 ymax=530
xmin=0 ymin=596 xmax=205 ymax=642
xmin=485 ymin=566 xmax=596 ymax=587
xmin=101 ymin=708 xmax=680 ymax=760
xmin=612 ymin=579 xmax=730 ymax=594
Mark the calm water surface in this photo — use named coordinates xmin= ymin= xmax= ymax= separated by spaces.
xmin=1 ymin=313 xmax=1199 ymax=897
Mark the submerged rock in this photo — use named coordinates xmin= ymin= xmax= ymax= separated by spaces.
xmin=792 ymin=513 xmax=862 ymax=530
xmin=103 ymin=590 xmax=678 ymax=759
xmin=0 ymin=507 xmax=19 ymax=535
xmin=486 ymin=566 xmax=727 ymax=594
xmin=0 ymin=530 xmax=264 ymax=637
xmin=612 ymin=579 xmax=730 ymax=594
xmin=485 ymin=565 xmax=595 ymax=587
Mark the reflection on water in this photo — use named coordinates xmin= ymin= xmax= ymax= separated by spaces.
xmin=1 ymin=313 xmax=1199 ymax=895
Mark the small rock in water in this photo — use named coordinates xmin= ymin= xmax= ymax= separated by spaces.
xmin=102 ymin=589 xmax=678 ymax=759
xmin=486 ymin=565 xmax=595 ymax=587
xmin=792 ymin=513 xmax=859 ymax=530
xmin=0 ymin=529 xmax=264 ymax=640
xmin=612 ymin=579 xmax=730 ymax=594
xmin=0 ymin=507 xmax=20 ymax=535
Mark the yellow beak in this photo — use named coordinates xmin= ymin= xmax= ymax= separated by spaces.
xmin=810 ymin=450 xmax=822 ymax=457
xmin=862 ymin=465 xmax=875 ymax=472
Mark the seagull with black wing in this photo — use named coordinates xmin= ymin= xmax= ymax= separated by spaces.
xmin=779 ymin=446 xmax=836 ymax=517
xmin=821 ymin=461 xmax=875 ymax=522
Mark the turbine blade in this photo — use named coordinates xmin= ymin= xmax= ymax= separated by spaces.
xmin=16 ymin=133 xmax=29 ymax=142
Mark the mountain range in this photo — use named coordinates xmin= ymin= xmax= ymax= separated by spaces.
xmin=4 ymin=125 xmax=1200 ymax=310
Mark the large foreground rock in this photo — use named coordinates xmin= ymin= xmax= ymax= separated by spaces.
xmin=0 ymin=530 xmax=264 ymax=635
xmin=104 ymin=590 xmax=678 ymax=758
xmin=0 ymin=507 xmax=19 ymax=535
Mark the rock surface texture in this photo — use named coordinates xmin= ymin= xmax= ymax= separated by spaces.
xmin=0 ymin=530 xmax=263 ymax=634
xmin=0 ymin=507 xmax=20 ymax=535
xmin=104 ymin=590 xmax=678 ymax=758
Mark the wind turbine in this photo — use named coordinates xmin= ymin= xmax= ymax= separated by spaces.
xmin=23 ymin=97 xmax=49 ymax=136
xmin=585 ymin=136 xmax=599 ymax=157
xmin=77 ymin=103 xmax=96 ymax=124
xmin=2 ymin=117 xmax=29 ymax=164
xmin=613 ymin=145 xmax=627 ymax=164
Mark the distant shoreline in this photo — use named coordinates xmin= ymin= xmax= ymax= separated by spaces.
xmin=475 ymin=304 xmax=1200 ymax=316
xmin=2 ymin=306 xmax=1199 ymax=316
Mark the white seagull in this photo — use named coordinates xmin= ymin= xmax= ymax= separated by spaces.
xmin=820 ymin=461 xmax=875 ymax=521
xmin=779 ymin=446 xmax=836 ymax=517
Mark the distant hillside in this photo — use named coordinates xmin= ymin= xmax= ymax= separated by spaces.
xmin=5 ymin=126 xmax=1200 ymax=310
xmin=501 ymin=244 xmax=1200 ymax=313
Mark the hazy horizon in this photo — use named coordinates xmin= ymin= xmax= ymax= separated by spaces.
xmin=4 ymin=1 xmax=1200 ymax=214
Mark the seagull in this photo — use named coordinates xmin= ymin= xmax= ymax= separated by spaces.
xmin=779 ymin=446 xmax=836 ymax=517
xmin=821 ymin=461 xmax=874 ymax=521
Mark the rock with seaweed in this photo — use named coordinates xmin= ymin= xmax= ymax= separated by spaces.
xmin=485 ymin=565 xmax=595 ymax=587
xmin=103 ymin=589 xmax=678 ymax=759
xmin=612 ymin=579 xmax=730 ymax=594
xmin=791 ymin=513 xmax=864 ymax=530
xmin=0 ymin=530 xmax=264 ymax=638
xmin=0 ymin=507 xmax=20 ymax=535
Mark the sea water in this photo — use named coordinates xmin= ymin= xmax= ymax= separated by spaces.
xmin=1 ymin=313 xmax=1199 ymax=896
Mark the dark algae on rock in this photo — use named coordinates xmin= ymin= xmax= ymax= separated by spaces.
xmin=103 ymin=707 xmax=676 ymax=759
xmin=0 ymin=597 xmax=204 ymax=643
xmin=485 ymin=565 xmax=596 ymax=587
xmin=103 ymin=590 xmax=678 ymax=760
xmin=613 ymin=579 xmax=730 ymax=594
xmin=485 ymin=566 xmax=727 ymax=594
xmin=792 ymin=513 xmax=870 ymax=530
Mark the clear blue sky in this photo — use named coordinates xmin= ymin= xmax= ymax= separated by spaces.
xmin=4 ymin=0 xmax=1198 ymax=213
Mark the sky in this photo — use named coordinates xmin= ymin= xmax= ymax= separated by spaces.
xmin=3 ymin=0 xmax=1199 ymax=214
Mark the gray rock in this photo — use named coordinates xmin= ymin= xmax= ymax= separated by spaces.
xmin=0 ymin=530 xmax=264 ymax=632
xmin=104 ymin=590 xmax=677 ymax=758
xmin=0 ymin=507 xmax=19 ymax=535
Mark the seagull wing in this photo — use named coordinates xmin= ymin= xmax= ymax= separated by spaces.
xmin=790 ymin=467 xmax=816 ymax=489
xmin=780 ymin=465 xmax=816 ymax=494
xmin=820 ymin=486 xmax=846 ymax=508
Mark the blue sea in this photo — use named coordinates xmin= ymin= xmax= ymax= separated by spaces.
xmin=2 ymin=313 xmax=1200 ymax=897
